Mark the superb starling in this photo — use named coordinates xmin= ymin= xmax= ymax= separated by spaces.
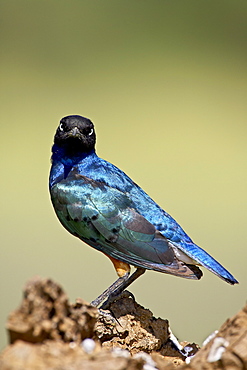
xmin=49 ymin=115 xmax=238 ymax=307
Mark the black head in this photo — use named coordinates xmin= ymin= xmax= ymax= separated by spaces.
xmin=54 ymin=115 xmax=96 ymax=156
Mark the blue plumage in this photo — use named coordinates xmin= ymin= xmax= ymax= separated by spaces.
xmin=49 ymin=115 xmax=238 ymax=302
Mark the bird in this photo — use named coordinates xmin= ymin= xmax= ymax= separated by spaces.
xmin=49 ymin=115 xmax=238 ymax=307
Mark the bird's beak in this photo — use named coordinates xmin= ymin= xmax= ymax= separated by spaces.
xmin=68 ymin=126 xmax=82 ymax=138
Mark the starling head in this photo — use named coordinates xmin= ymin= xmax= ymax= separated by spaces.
xmin=54 ymin=115 xmax=96 ymax=156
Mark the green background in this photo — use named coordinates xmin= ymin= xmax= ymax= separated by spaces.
xmin=1 ymin=1 xmax=246 ymax=350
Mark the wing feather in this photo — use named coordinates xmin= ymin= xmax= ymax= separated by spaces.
xmin=50 ymin=173 xmax=202 ymax=280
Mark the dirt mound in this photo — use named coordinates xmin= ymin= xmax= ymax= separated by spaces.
xmin=0 ymin=276 xmax=246 ymax=369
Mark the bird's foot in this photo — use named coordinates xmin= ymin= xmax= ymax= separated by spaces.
xmin=97 ymin=308 xmax=119 ymax=325
xmin=95 ymin=290 xmax=135 ymax=328
xmin=100 ymin=290 xmax=135 ymax=310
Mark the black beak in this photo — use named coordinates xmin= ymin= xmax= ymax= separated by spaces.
xmin=68 ymin=126 xmax=82 ymax=138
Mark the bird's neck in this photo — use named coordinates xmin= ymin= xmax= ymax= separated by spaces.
xmin=50 ymin=144 xmax=97 ymax=189
xmin=51 ymin=143 xmax=96 ymax=167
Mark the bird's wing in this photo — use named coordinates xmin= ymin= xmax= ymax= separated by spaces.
xmin=81 ymin=158 xmax=237 ymax=284
xmin=51 ymin=172 xmax=202 ymax=280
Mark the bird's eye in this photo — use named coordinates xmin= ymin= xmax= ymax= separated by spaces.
xmin=88 ymin=128 xmax=94 ymax=136
xmin=59 ymin=123 xmax=64 ymax=131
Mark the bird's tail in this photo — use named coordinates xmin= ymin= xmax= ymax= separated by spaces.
xmin=177 ymin=242 xmax=238 ymax=285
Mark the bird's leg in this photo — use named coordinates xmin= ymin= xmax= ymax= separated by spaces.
xmin=90 ymin=267 xmax=145 ymax=308
xmin=101 ymin=267 xmax=145 ymax=309
xmin=90 ymin=273 xmax=129 ymax=307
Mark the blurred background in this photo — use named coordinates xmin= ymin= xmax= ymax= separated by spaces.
xmin=1 ymin=0 xmax=246 ymax=350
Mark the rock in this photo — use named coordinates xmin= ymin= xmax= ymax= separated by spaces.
xmin=6 ymin=276 xmax=98 ymax=344
xmin=0 ymin=276 xmax=246 ymax=369
xmin=95 ymin=291 xmax=171 ymax=354
xmin=0 ymin=340 xmax=147 ymax=370
xmin=184 ymin=304 xmax=247 ymax=369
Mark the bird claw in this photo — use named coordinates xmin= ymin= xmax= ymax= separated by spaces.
xmin=97 ymin=308 xmax=119 ymax=325
xmin=94 ymin=290 xmax=136 ymax=327
xmin=100 ymin=289 xmax=135 ymax=310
